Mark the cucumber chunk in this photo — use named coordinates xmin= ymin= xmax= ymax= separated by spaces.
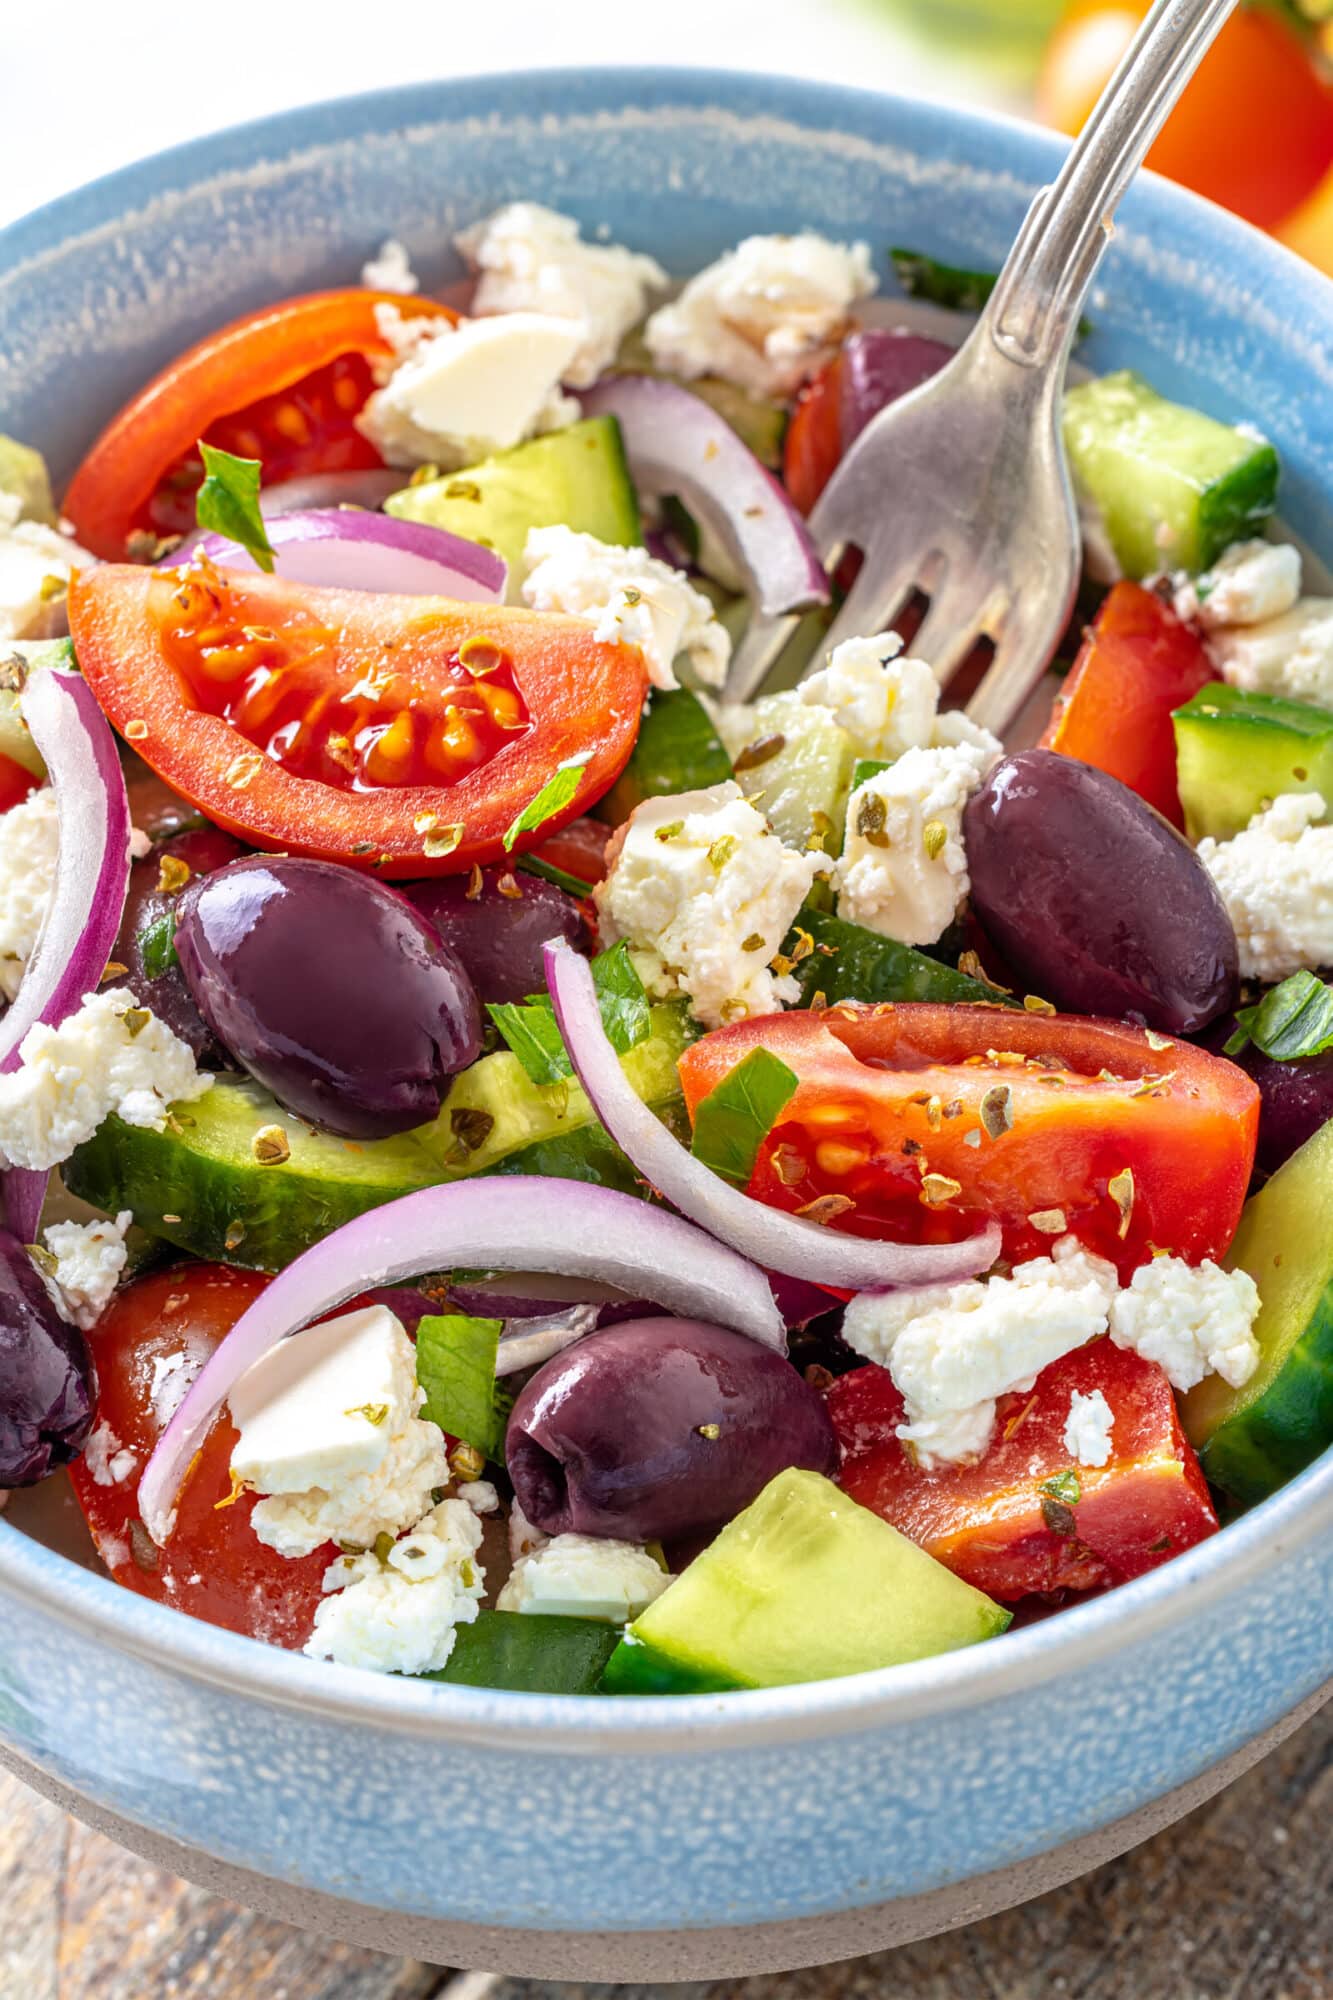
xmin=385 ymin=416 xmax=641 ymax=593
xmin=1063 ymin=371 xmax=1279 ymax=578
xmin=1173 ymin=681 xmax=1333 ymax=841
xmin=716 ymin=689 xmax=856 ymax=851
xmin=602 ymin=687 xmax=732 ymax=822
xmin=422 ymin=1610 xmax=621 ymax=1694
xmin=602 ymin=1467 xmax=1010 ymax=1693
xmin=785 ymin=906 xmax=1017 ymax=1009
xmin=487 ymin=1105 xmax=690 ymax=1196
xmin=63 ymin=1075 xmax=440 ymax=1273
xmin=413 ymin=1003 xmax=692 ymax=1177
xmin=0 ymin=434 xmax=57 ymax=525
xmin=1183 ymin=1119 xmax=1333 ymax=1506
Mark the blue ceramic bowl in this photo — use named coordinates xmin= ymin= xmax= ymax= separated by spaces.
xmin=0 ymin=67 xmax=1330 ymax=1981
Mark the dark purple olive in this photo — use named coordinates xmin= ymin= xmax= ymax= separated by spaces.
xmin=176 ymin=855 xmax=481 ymax=1138
xmin=839 ymin=329 xmax=954 ymax=452
xmin=1201 ymin=1019 xmax=1333 ymax=1178
xmin=0 ymin=1229 xmax=93 ymax=1486
xmin=964 ymin=750 xmax=1238 ymax=1035
xmin=107 ymin=825 xmax=247 ymax=1057
xmin=404 ymin=868 xmax=586 ymax=1005
xmin=506 ymin=1317 xmax=839 ymax=1543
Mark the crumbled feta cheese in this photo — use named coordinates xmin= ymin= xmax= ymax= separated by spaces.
xmin=128 ymin=825 xmax=153 ymax=861
xmin=305 ymin=1499 xmax=485 ymax=1675
xmin=836 ymin=742 xmax=988 ymax=949
xmin=0 ymin=787 xmax=58 ymax=1003
xmin=83 ymin=1420 xmax=137 ymax=1488
xmin=1206 ymin=596 xmax=1333 ymax=711
xmin=930 ymin=708 xmax=1005 ymax=763
xmin=0 ymin=989 xmax=212 ymax=1172
xmin=497 ymin=1532 xmax=668 ymax=1622
xmin=149 ymin=1350 xmax=194 ymax=1426
xmin=1197 ymin=794 xmax=1333 ymax=982
xmin=595 ymin=782 xmax=821 ymax=1028
xmin=457 ymin=1477 xmax=500 ymax=1516
xmin=843 ymin=1237 xmax=1120 ymax=1467
xmin=521 ymin=525 xmax=729 ymax=691
xmin=457 ymin=202 xmax=666 ymax=389
xmin=508 ymin=1497 xmax=548 ymax=1563
xmin=360 ymin=237 xmax=419 ymax=294
xmin=40 ymin=1209 xmax=131 ymax=1330
xmin=1109 ymin=1256 xmax=1261 ymax=1393
xmin=1173 ymin=538 xmax=1301 ymax=631
xmin=0 ymin=493 xmax=94 ymax=643
xmin=239 ymin=1307 xmax=449 ymax=1559
xmin=643 ymin=232 xmax=876 ymax=399
xmin=356 ymin=311 xmax=581 ymax=470
xmin=1063 ymin=1387 xmax=1115 ymax=1469
xmin=800 ymin=632 xmax=939 ymax=763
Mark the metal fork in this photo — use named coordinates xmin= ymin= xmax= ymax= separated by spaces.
xmin=723 ymin=0 xmax=1238 ymax=730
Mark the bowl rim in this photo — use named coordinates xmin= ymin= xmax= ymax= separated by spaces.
xmin=1 ymin=63 xmax=1331 ymax=1751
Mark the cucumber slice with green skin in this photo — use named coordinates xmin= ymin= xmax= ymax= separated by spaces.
xmin=486 ymin=1103 xmax=690 ymax=1197
xmin=601 ymin=687 xmax=733 ymax=823
xmin=611 ymin=336 xmax=788 ymax=468
xmin=1173 ymin=681 xmax=1333 ymax=842
xmin=0 ymin=435 xmax=57 ymax=525
xmin=385 ymin=416 xmax=641 ymax=594
xmin=63 ymin=1075 xmax=440 ymax=1273
xmin=785 ymin=906 xmax=1018 ymax=1009
xmin=421 ymin=1610 xmax=621 ymax=1694
xmin=413 ymin=1003 xmax=692 ymax=1177
xmin=0 ymin=639 xmax=79 ymax=781
xmin=602 ymin=1467 xmax=1010 ymax=1694
xmin=1183 ymin=1118 xmax=1333 ymax=1507
xmin=1063 ymin=371 xmax=1279 ymax=578
xmin=717 ymin=689 xmax=856 ymax=852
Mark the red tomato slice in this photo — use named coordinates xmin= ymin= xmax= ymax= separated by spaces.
xmin=68 ymin=561 xmax=649 ymax=875
xmin=783 ymin=356 xmax=842 ymax=516
xmin=0 ymin=752 xmax=39 ymax=813
xmin=69 ymin=1266 xmax=327 ymax=1648
xmin=1041 ymin=582 xmax=1213 ymax=827
xmin=827 ymin=1342 xmax=1218 ymax=1603
xmin=530 ymin=814 xmax=613 ymax=888
xmin=678 ymin=1003 xmax=1259 ymax=1277
xmin=63 ymin=290 xmax=456 ymax=560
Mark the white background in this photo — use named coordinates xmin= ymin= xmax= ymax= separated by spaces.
xmin=0 ymin=0 xmax=1008 ymax=232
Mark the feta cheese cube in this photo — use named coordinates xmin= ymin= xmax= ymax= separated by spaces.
xmin=0 ymin=494 xmax=94 ymax=643
xmin=231 ymin=1305 xmax=419 ymax=1497
xmin=1063 ymin=1387 xmax=1115 ymax=1469
xmin=843 ymin=1237 xmax=1120 ymax=1467
xmin=360 ymin=237 xmax=419 ymax=294
xmin=1109 ymin=1256 xmax=1261 ymax=1392
xmin=1205 ymin=595 xmax=1333 ymax=711
xmin=1197 ymin=793 xmax=1333 ymax=982
xmin=457 ymin=202 xmax=667 ymax=389
xmin=595 ymin=782 xmax=822 ymax=1028
xmin=800 ymin=632 xmax=939 ymax=763
xmin=305 ymin=1499 xmax=486 ymax=1675
xmin=1173 ymin=538 xmax=1302 ymax=631
xmin=497 ymin=1532 xmax=668 ymax=1622
xmin=356 ymin=311 xmax=582 ymax=470
xmin=0 ymin=989 xmax=213 ymax=1172
xmin=0 ymin=787 xmax=58 ymax=1004
xmin=643 ymin=233 xmax=877 ymax=399
xmin=835 ymin=742 xmax=988 ymax=949
xmin=41 ymin=1208 xmax=131 ymax=1330
xmin=521 ymin=524 xmax=729 ymax=691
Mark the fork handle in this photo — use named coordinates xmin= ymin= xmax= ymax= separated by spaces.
xmin=984 ymin=0 xmax=1237 ymax=373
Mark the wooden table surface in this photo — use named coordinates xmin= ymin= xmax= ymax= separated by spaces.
xmin=1 ymin=1704 xmax=1327 ymax=2000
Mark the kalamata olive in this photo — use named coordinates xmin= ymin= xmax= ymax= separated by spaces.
xmin=1202 ymin=1019 xmax=1333 ymax=1178
xmin=506 ymin=1317 xmax=839 ymax=1543
xmin=107 ymin=825 xmax=246 ymax=1057
xmin=964 ymin=750 xmax=1237 ymax=1034
xmin=0 ymin=1228 xmax=93 ymax=1485
xmin=176 ymin=855 xmax=481 ymax=1138
xmin=404 ymin=868 xmax=587 ymax=1005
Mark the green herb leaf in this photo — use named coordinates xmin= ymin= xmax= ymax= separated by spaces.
xmin=689 ymin=1046 xmax=799 ymax=1187
xmin=1224 ymin=971 xmax=1333 ymax=1061
xmin=850 ymin=757 xmax=891 ymax=792
xmin=516 ymin=852 xmax=597 ymax=898
xmin=1041 ymin=1468 xmax=1082 ymax=1506
xmin=414 ymin=1312 xmax=512 ymax=1462
xmin=501 ymin=753 xmax=592 ymax=853
xmin=138 ymin=910 xmax=180 ymax=980
xmin=890 ymin=248 xmax=1093 ymax=339
xmin=194 ymin=443 xmax=277 ymax=573
xmin=489 ymin=941 xmax=652 ymax=1087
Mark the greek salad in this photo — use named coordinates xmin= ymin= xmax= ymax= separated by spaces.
xmin=0 ymin=207 xmax=1329 ymax=1696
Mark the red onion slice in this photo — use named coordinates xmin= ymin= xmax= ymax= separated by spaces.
xmin=137 ymin=1177 xmax=781 ymax=1543
xmin=183 ymin=509 xmax=507 ymax=601
xmin=3 ymin=1169 xmax=50 ymax=1245
xmin=260 ymin=469 xmax=404 ymax=516
xmin=580 ymin=376 xmax=829 ymax=617
xmin=544 ymin=939 xmax=1001 ymax=1292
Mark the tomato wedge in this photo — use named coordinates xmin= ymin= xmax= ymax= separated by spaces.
xmin=0 ymin=752 xmax=39 ymax=813
xmin=63 ymin=290 xmax=455 ymax=560
xmin=678 ymin=1003 xmax=1259 ymax=1276
xmin=69 ymin=1266 xmax=327 ymax=1648
xmin=68 ymin=562 xmax=649 ymax=875
xmin=827 ymin=1342 xmax=1218 ymax=1603
xmin=1041 ymin=582 xmax=1213 ymax=827
xmin=783 ymin=356 xmax=842 ymax=516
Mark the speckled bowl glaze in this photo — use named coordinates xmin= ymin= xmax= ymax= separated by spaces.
xmin=0 ymin=68 xmax=1330 ymax=1980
